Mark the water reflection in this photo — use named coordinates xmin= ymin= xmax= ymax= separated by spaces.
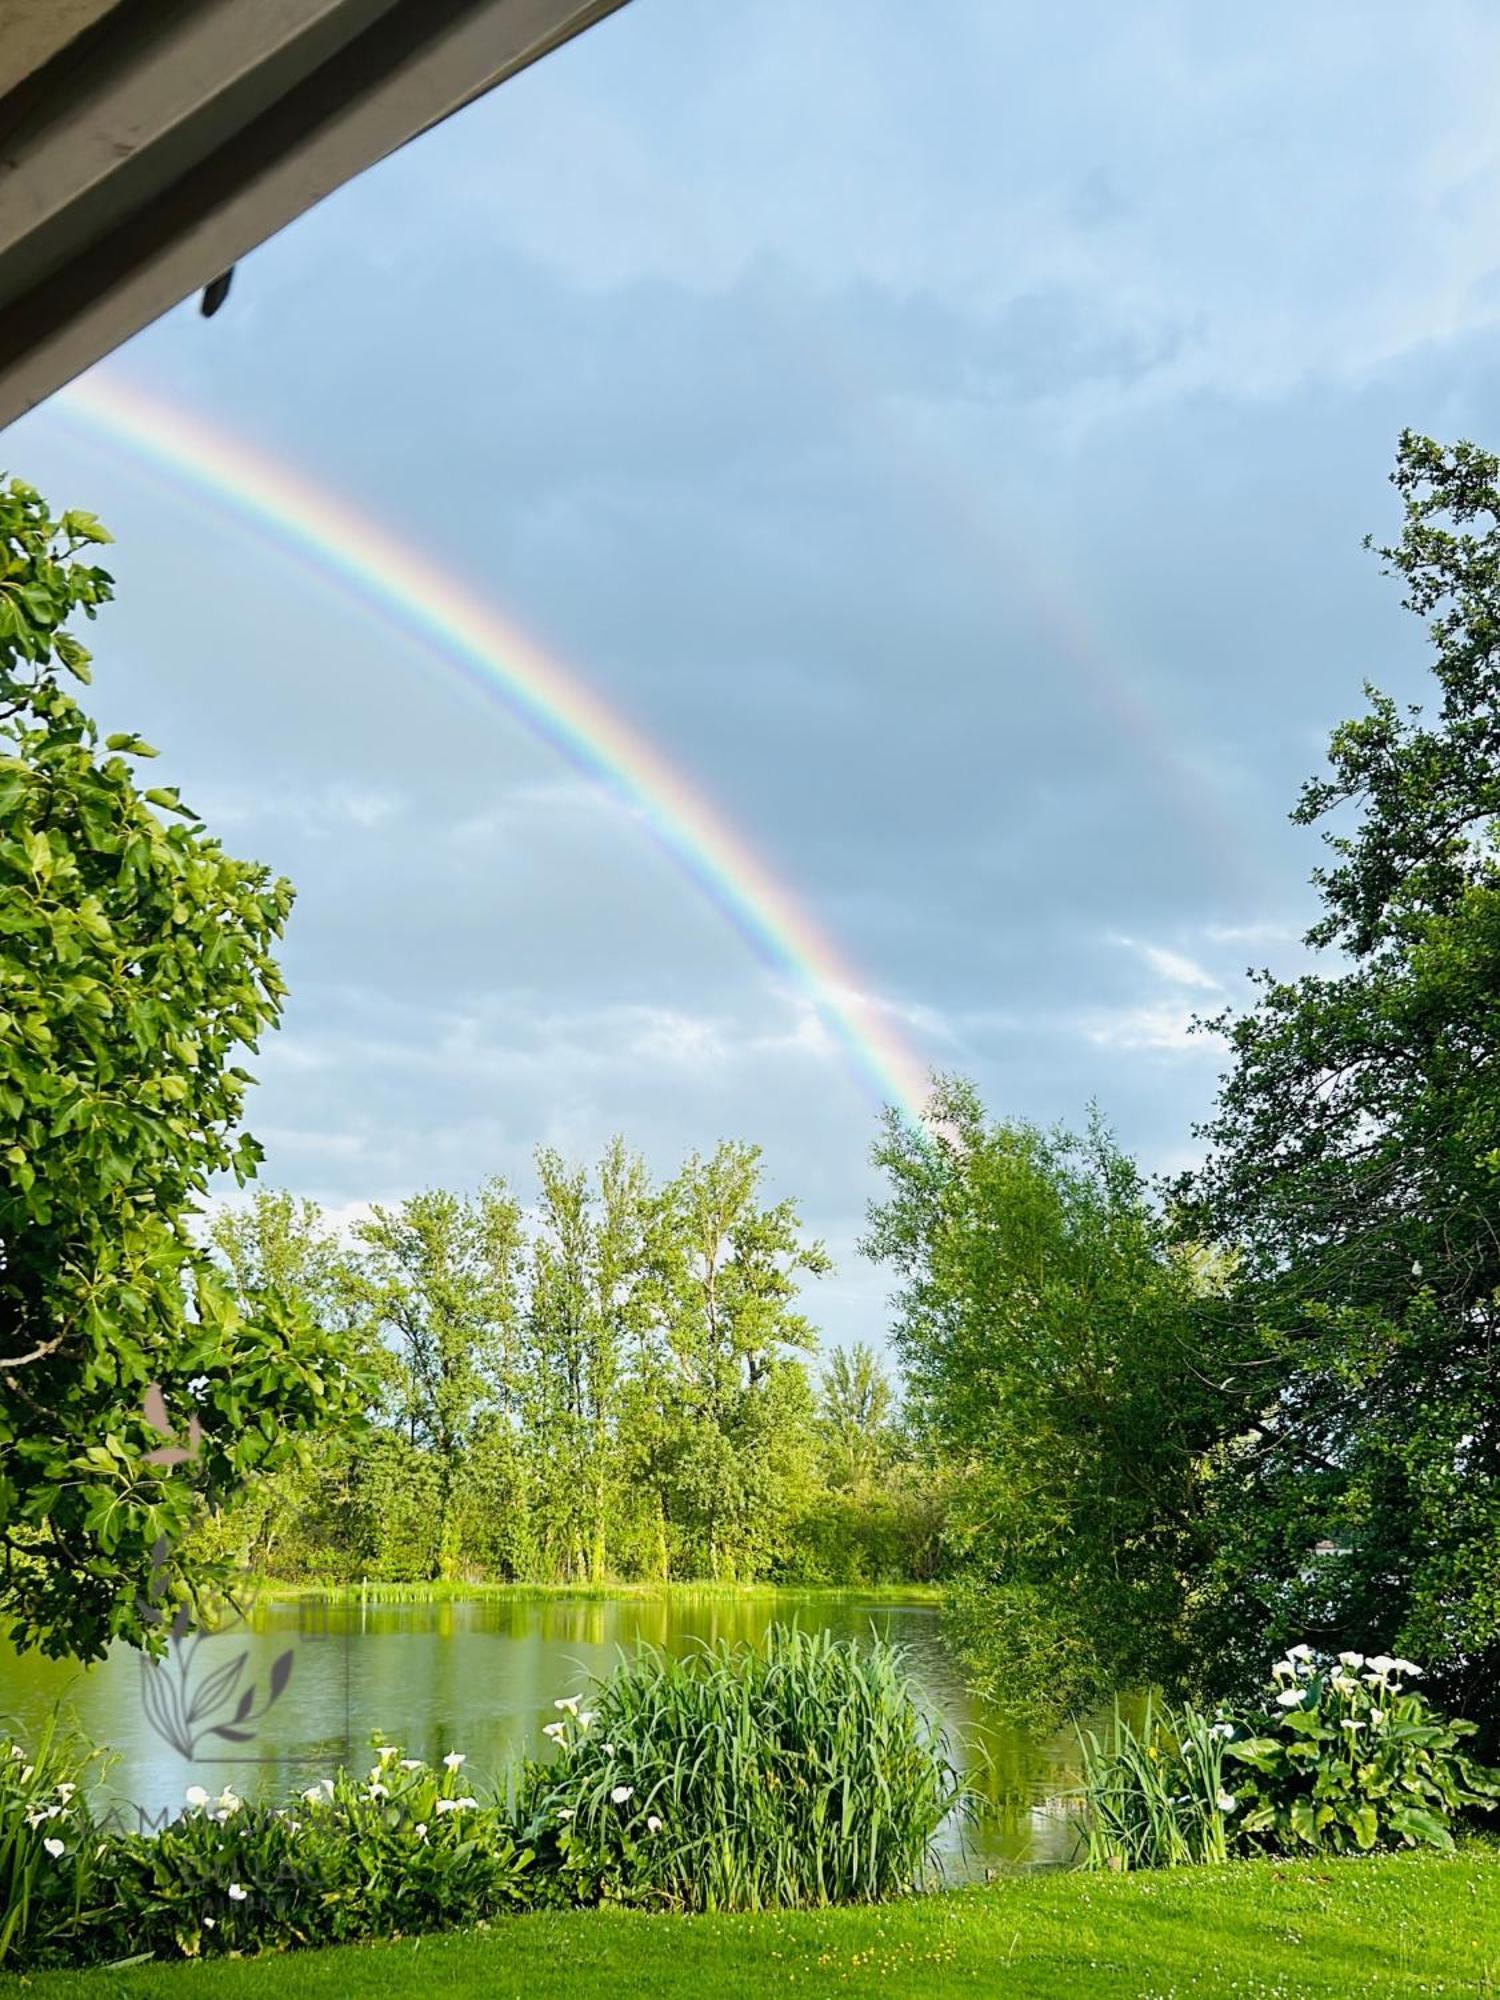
xmin=0 ymin=1592 xmax=1086 ymax=1876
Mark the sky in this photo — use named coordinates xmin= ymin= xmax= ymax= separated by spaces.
xmin=9 ymin=0 xmax=1500 ymax=1351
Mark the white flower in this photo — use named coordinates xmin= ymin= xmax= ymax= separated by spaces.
xmin=216 ymin=1788 xmax=241 ymax=1817
xmin=1287 ymin=1644 xmax=1315 ymax=1663
xmin=414 ymin=1823 xmax=428 ymax=1841
xmin=1391 ymin=1659 xmax=1423 ymax=1678
xmin=435 ymin=1795 xmax=477 ymax=1814
xmin=188 ymin=1374 xmax=211 ymax=1398
xmin=376 ymin=1746 xmax=399 ymax=1764
xmin=1411 ymin=1260 xmax=1423 ymax=1278
xmin=554 ymin=1697 xmax=580 ymax=1714
xmin=302 ymin=1785 xmax=325 ymax=1806
xmin=578 ymin=1711 xmax=596 ymax=1730
xmin=185 ymin=1785 xmax=210 ymax=1809
xmin=203 ymin=1915 xmax=216 ymax=1929
xmin=227 ymin=1883 xmax=248 ymax=1902
xmin=55 ymin=1783 xmax=76 ymax=1802
xmin=9 ymin=1746 xmax=23 ymax=1759
xmin=542 ymin=1722 xmax=567 ymax=1741
xmin=1340 ymin=1719 xmax=1364 ymax=1732
xmin=610 ymin=1785 xmax=633 ymax=1805
xmin=399 ymin=1759 xmax=423 ymax=1771
xmin=1209 ymin=1722 xmax=1235 ymax=1740
xmin=1331 ymin=1674 xmax=1359 ymax=1695
xmin=1337 ymin=1651 xmax=1365 ymax=1669
xmin=1216 ymin=1792 xmax=1237 ymax=1813
xmin=646 ymin=1814 xmax=663 ymax=1833
xmin=366 ymin=1782 xmax=389 ymax=1801
xmin=1270 ymin=1660 xmax=1295 ymax=1680
xmin=20 ymin=1767 xmax=32 ymax=1782
xmin=443 ymin=1752 xmax=466 ymax=1770
xmin=43 ymin=1837 xmax=65 ymax=1859
xmin=557 ymin=1807 xmax=574 ymax=1822
xmin=1276 ymin=1688 xmax=1303 ymax=1707
xmin=601 ymin=1743 xmax=615 ymax=1757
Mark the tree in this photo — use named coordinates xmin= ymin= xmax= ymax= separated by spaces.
xmin=357 ymin=1183 xmax=522 ymax=1579
xmin=1183 ymin=432 xmax=1500 ymax=1723
xmin=865 ymin=1078 xmax=1225 ymax=1725
xmin=517 ymin=1139 xmax=648 ymax=1581
xmin=206 ymin=1192 xmax=375 ymax=1576
xmin=639 ymin=1142 xmax=828 ymax=1579
xmin=817 ymin=1343 xmax=895 ymax=1494
xmin=0 ymin=479 xmax=364 ymax=1662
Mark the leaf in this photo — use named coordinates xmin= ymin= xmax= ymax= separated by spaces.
xmin=268 ymin=1649 xmax=294 ymax=1702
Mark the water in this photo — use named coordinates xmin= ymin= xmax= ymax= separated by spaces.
xmin=0 ymin=1590 xmax=1085 ymax=1877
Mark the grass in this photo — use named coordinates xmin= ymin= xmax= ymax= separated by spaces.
xmin=8 ymin=1848 xmax=1497 ymax=1998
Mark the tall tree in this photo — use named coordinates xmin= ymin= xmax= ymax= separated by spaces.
xmin=643 ymin=1142 xmax=828 ymax=1579
xmin=1183 ymin=432 xmax=1500 ymax=1723
xmin=818 ymin=1343 xmax=895 ymax=1494
xmin=518 ymin=1139 xmax=648 ymax=1580
xmin=0 ymin=480 xmax=363 ymax=1661
xmin=866 ymin=1080 xmax=1223 ymax=1725
xmin=357 ymin=1182 xmax=522 ymax=1579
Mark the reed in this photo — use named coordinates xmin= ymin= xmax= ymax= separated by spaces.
xmin=1078 ymin=1697 xmax=1233 ymax=1871
xmin=518 ymin=1622 xmax=960 ymax=1911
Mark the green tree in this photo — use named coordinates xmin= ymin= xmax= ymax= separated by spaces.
xmin=357 ymin=1183 xmax=523 ymax=1579
xmin=641 ymin=1142 xmax=828 ymax=1579
xmin=1183 ymin=432 xmax=1500 ymax=1723
xmin=0 ymin=480 xmax=364 ymax=1662
xmin=518 ymin=1139 xmax=648 ymax=1581
xmin=818 ymin=1342 xmax=895 ymax=1494
xmin=866 ymin=1079 xmax=1222 ymax=1725
xmin=206 ymin=1191 xmax=375 ymax=1576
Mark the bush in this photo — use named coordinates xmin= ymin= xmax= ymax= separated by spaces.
xmin=1079 ymin=1647 xmax=1500 ymax=1871
xmin=0 ymin=1743 xmax=533 ymax=1970
xmin=1222 ymin=1647 xmax=1499 ymax=1854
xmin=515 ymin=1623 xmax=958 ymax=1910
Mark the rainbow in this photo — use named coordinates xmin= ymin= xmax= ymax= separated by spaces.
xmin=46 ymin=371 xmax=932 ymax=1122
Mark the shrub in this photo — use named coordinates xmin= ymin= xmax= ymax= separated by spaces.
xmin=94 ymin=1750 xmax=534 ymax=1962
xmin=1079 ymin=1647 xmax=1500 ymax=1871
xmin=1222 ymin=1647 xmax=1500 ymax=1854
xmin=515 ymin=1623 xmax=958 ymax=1910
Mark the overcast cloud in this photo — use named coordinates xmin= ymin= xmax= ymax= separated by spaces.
xmin=10 ymin=0 xmax=1500 ymax=1348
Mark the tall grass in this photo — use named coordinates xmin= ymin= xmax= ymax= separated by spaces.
xmin=517 ymin=1622 xmax=960 ymax=1911
xmin=1078 ymin=1697 xmax=1234 ymax=1871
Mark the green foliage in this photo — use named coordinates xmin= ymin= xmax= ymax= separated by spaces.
xmin=0 ymin=1714 xmax=106 ymax=1965
xmin=213 ymin=1143 xmax=900 ymax=1589
xmin=865 ymin=1080 xmax=1224 ymax=1725
xmin=1181 ymin=433 xmax=1500 ymax=1724
xmin=1079 ymin=1698 xmax=1236 ymax=1872
xmin=0 ymin=480 xmax=367 ymax=1663
xmin=96 ymin=1753 xmax=533 ymax=1963
xmin=515 ymin=1624 xmax=958 ymax=1911
xmin=1079 ymin=1652 xmax=1499 ymax=1873
xmin=1222 ymin=1649 xmax=1499 ymax=1855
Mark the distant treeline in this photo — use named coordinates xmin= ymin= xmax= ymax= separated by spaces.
xmin=204 ymin=1141 xmax=944 ymax=1587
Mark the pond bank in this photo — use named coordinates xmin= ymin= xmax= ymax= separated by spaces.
xmin=11 ymin=1847 xmax=1495 ymax=1997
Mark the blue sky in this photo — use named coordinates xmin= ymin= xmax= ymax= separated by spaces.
xmin=10 ymin=0 xmax=1500 ymax=1348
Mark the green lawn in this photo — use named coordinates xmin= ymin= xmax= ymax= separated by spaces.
xmin=12 ymin=1848 xmax=1499 ymax=1999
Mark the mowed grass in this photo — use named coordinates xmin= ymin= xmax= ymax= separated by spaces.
xmin=12 ymin=1847 xmax=1499 ymax=1999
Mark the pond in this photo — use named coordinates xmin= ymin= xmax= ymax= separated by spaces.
xmin=0 ymin=1590 xmax=1085 ymax=1878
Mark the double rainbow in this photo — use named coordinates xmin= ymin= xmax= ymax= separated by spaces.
xmin=52 ymin=373 xmax=932 ymax=1123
